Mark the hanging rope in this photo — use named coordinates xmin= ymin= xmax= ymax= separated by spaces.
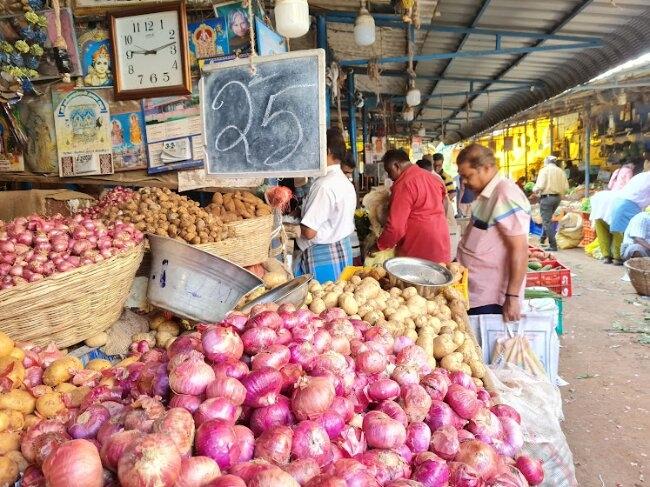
xmin=246 ymin=0 xmax=257 ymax=74
xmin=465 ymin=93 xmax=470 ymax=125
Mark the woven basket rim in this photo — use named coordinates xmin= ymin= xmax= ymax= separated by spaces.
xmin=624 ymin=257 xmax=650 ymax=274
xmin=0 ymin=243 xmax=145 ymax=301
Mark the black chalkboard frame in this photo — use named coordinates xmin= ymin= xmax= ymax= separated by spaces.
xmin=200 ymin=49 xmax=327 ymax=178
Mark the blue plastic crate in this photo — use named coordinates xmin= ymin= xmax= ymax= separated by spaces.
xmin=529 ymin=221 xmax=558 ymax=237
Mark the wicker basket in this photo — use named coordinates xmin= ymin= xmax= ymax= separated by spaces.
xmin=197 ymin=214 xmax=274 ymax=267
xmin=624 ymin=257 xmax=650 ymax=296
xmin=0 ymin=244 xmax=144 ymax=348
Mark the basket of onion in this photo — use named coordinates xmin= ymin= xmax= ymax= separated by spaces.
xmin=0 ymin=213 xmax=144 ymax=348
xmin=4 ymin=302 xmax=544 ymax=487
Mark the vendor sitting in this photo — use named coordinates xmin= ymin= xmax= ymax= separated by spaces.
xmin=294 ymin=127 xmax=356 ymax=282
xmin=622 ymin=210 xmax=650 ymax=260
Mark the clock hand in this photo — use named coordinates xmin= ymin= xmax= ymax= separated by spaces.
xmin=149 ymin=41 xmax=176 ymax=54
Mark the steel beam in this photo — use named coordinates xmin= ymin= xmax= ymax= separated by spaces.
xmin=347 ymin=72 xmax=358 ymax=181
xmin=351 ymin=69 xmax=539 ymax=86
xmin=316 ymin=16 xmax=330 ymax=127
xmin=391 ymin=86 xmax=533 ymax=102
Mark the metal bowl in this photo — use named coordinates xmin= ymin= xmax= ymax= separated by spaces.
xmin=384 ymin=257 xmax=454 ymax=299
xmin=240 ymin=274 xmax=312 ymax=313
xmin=147 ymin=234 xmax=263 ymax=322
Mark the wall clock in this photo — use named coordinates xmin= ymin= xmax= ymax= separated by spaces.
xmin=109 ymin=2 xmax=191 ymax=100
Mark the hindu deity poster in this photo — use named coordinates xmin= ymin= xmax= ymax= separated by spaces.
xmin=188 ymin=18 xmax=228 ymax=72
xmin=78 ymin=25 xmax=113 ymax=87
xmin=53 ymin=87 xmax=113 ymax=177
xmin=109 ymin=98 xmax=147 ymax=172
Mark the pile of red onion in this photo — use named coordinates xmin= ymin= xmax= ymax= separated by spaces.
xmin=80 ymin=187 xmax=135 ymax=219
xmin=18 ymin=304 xmax=543 ymax=487
xmin=0 ymin=213 xmax=143 ymax=290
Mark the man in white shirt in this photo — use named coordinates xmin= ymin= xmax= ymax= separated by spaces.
xmin=534 ymin=155 xmax=569 ymax=251
xmin=294 ymin=127 xmax=357 ymax=282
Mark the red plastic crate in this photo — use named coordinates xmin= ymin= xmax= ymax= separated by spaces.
xmin=526 ymin=260 xmax=572 ymax=297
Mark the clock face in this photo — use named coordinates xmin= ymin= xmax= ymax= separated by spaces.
xmin=113 ymin=10 xmax=184 ymax=92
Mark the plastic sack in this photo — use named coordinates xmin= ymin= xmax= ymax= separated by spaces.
xmin=364 ymin=248 xmax=395 ymax=267
xmin=556 ymin=212 xmax=583 ymax=249
xmin=362 ymin=187 xmax=391 ymax=237
xmin=584 ymin=238 xmax=602 ymax=259
xmin=488 ymin=363 xmax=577 ymax=487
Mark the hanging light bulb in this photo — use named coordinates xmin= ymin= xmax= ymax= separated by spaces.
xmin=402 ymin=106 xmax=414 ymax=122
xmin=274 ymin=0 xmax=310 ymax=38
xmin=418 ymin=126 xmax=426 ymax=136
xmin=354 ymin=1 xmax=375 ymax=46
xmin=406 ymin=79 xmax=421 ymax=107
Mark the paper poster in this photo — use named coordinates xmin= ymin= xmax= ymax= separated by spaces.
xmin=177 ymin=167 xmax=262 ymax=191
xmin=17 ymin=95 xmax=58 ymax=173
xmin=78 ymin=26 xmax=113 ymax=87
xmin=188 ymin=18 xmax=229 ymax=70
xmin=53 ymin=87 xmax=113 ymax=177
xmin=255 ymin=18 xmax=287 ymax=56
xmin=213 ymin=0 xmax=262 ymax=56
xmin=109 ymin=99 xmax=148 ymax=172
xmin=0 ymin=116 xmax=24 ymax=172
xmin=142 ymin=90 xmax=203 ymax=174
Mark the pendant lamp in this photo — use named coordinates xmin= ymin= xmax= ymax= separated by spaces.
xmin=406 ymin=79 xmax=421 ymax=107
xmin=402 ymin=106 xmax=414 ymax=122
xmin=354 ymin=1 xmax=375 ymax=47
xmin=275 ymin=0 xmax=310 ymax=38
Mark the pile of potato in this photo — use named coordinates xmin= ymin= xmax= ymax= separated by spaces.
xmin=306 ymin=272 xmax=486 ymax=386
xmin=130 ymin=314 xmax=186 ymax=351
xmin=97 ymin=187 xmax=229 ymax=244
xmin=206 ymin=191 xmax=272 ymax=223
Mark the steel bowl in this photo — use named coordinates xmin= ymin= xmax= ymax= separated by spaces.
xmin=240 ymin=274 xmax=312 ymax=313
xmin=147 ymin=234 xmax=263 ymax=322
xmin=384 ymin=257 xmax=454 ymax=299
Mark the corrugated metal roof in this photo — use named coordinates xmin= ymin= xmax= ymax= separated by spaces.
xmin=315 ymin=0 xmax=650 ymax=142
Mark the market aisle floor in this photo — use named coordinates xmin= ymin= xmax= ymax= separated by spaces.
xmin=556 ymin=248 xmax=649 ymax=486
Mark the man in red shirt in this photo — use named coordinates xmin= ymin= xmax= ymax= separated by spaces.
xmin=377 ymin=149 xmax=451 ymax=263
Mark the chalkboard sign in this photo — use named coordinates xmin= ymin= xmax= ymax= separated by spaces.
xmin=200 ymin=49 xmax=326 ymax=177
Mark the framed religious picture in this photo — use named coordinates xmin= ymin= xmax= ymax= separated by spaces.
xmin=255 ymin=18 xmax=287 ymax=56
xmin=188 ymin=18 xmax=228 ymax=72
xmin=109 ymin=2 xmax=191 ymax=100
xmin=109 ymin=98 xmax=148 ymax=172
xmin=78 ymin=25 xmax=113 ymax=87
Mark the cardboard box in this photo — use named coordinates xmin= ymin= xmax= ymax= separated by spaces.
xmin=0 ymin=189 xmax=95 ymax=221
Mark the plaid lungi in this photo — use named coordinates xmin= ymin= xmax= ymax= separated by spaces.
xmin=295 ymin=236 xmax=352 ymax=283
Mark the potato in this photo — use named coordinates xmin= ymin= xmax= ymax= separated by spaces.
xmin=391 ymin=307 xmax=411 ymax=322
xmin=263 ymin=272 xmax=287 ymax=289
xmin=374 ymin=300 xmax=387 ymax=311
xmin=64 ymin=386 xmax=91 ymax=408
xmin=86 ymin=359 xmax=112 ymax=372
xmin=404 ymin=328 xmax=419 ymax=342
xmin=0 ymin=332 xmax=13 ymax=358
xmin=6 ymin=450 xmax=28 ymax=473
xmin=459 ymin=363 xmax=472 ymax=376
xmin=43 ymin=357 xmax=82 ymax=386
xmin=154 ymin=331 xmax=172 ymax=349
xmin=438 ymin=305 xmax=452 ymax=320
xmin=8 ymin=347 xmax=24 ymax=363
xmin=338 ymin=293 xmax=359 ymax=316
xmin=4 ymin=411 xmax=23 ymax=432
xmin=389 ymin=287 xmax=402 ymax=297
xmin=115 ymin=355 xmax=140 ymax=368
xmin=416 ymin=333 xmax=434 ymax=357
xmin=402 ymin=287 xmax=418 ymax=299
xmin=452 ymin=330 xmax=466 ymax=347
xmin=132 ymin=332 xmax=156 ymax=348
xmin=0 ymin=455 xmax=19 ymax=486
xmin=406 ymin=295 xmax=427 ymax=316
xmin=305 ymin=293 xmax=313 ymax=306
xmin=36 ymin=392 xmax=65 ymax=419
xmin=427 ymin=316 xmax=443 ymax=333
xmin=0 ymin=411 xmax=9 ymax=432
xmin=0 ymin=357 xmax=24 ymax=389
xmin=54 ymin=383 xmax=76 ymax=394
xmin=350 ymin=275 xmax=362 ymax=286
xmin=158 ymin=321 xmax=180 ymax=337
xmin=363 ymin=310 xmax=383 ymax=325
xmin=0 ymin=431 xmax=20 ymax=454
xmin=426 ymin=300 xmax=439 ymax=315
xmin=352 ymin=293 xmax=368 ymax=307
xmin=432 ymin=334 xmax=458 ymax=359
xmin=309 ymin=298 xmax=326 ymax=314
xmin=322 ymin=292 xmax=340 ymax=309
xmin=386 ymin=297 xmax=401 ymax=310
xmin=85 ymin=332 xmax=108 ymax=348
xmin=440 ymin=352 xmax=464 ymax=372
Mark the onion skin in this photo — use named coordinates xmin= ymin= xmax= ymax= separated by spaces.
xmin=206 ymin=375 xmax=246 ymax=405
xmin=454 ymin=440 xmax=500 ymax=481
xmin=241 ymin=367 xmax=283 ymax=408
xmin=445 ymin=384 xmax=482 ymax=420
xmin=491 ymin=404 xmax=521 ymax=424
xmin=248 ymin=467 xmax=300 ymax=487
xmin=31 ymin=432 xmax=69 ymax=467
xmin=21 ymin=420 xmax=68 ymax=464
xmin=195 ymin=419 xmax=237 ymax=470
xmin=175 ymin=456 xmax=221 ymax=487
xmin=152 ymin=408 xmax=195 ymax=457
xmin=100 ymin=430 xmax=139 ymax=472
xmin=43 ymin=439 xmax=103 ymax=487
xmin=515 ymin=455 xmax=544 ymax=486
xmin=68 ymin=405 xmax=110 ymax=439
xmin=291 ymin=420 xmax=332 ymax=467
xmin=291 ymin=376 xmax=335 ymax=421
xmin=367 ymin=379 xmax=400 ymax=402
xmin=362 ymin=411 xmax=407 ymax=450
xmin=282 ymin=458 xmax=321 ymax=485
xmin=206 ymin=475 xmax=246 ymax=487
xmin=169 ymin=394 xmax=203 ymax=414
xmin=194 ymin=397 xmax=240 ymax=426
xmin=202 ymin=327 xmax=244 ymax=364
xmin=411 ymin=458 xmax=450 ymax=487
xmin=117 ymin=434 xmax=182 ymax=487
xmin=254 ymin=425 xmax=293 ymax=465
xmin=406 ymin=422 xmax=431 ymax=454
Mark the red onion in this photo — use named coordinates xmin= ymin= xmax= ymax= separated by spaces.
xmin=427 ymin=400 xmax=464 ymax=431
xmin=467 ymin=408 xmax=504 ymax=444
xmin=254 ymin=425 xmax=293 ymax=465
xmin=328 ymin=396 xmax=354 ymax=423
xmin=392 ymin=336 xmax=414 ymax=354
xmin=400 ymin=383 xmax=432 ymax=423
xmin=212 ymin=359 xmax=249 ymax=380
xmin=276 ymin=328 xmax=293 ymax=345
xmin=241 ymin=327 xmax=277 ymax=355
xmin=292 ymin=324 xmax=315 ymax=342
xmin=230 ymin=459 xmax=274 ymax=482
xmin=430 ymin=425 xmax=459 ymax=460
xmin=357 ymin=449 xmax=411 ymax=485
xmin=406 ymin=421 xmax=431 ymax=454
xmin=283 ymin=458 xmax=321 ymax=485
xmin=477 ymin=388 xmax=491 ymax=406
xmin=241 ymin=367 xmax=283 ymax=407
xmin=291 ymin=420 xmax=332 ymax=467
xmin=391 ymin=365 xmax=420 ymax=387
xmin=32 ymin=432 xmax=70 ymax=467
xmin=445 ymin=384 xmax=482 ymax=420
xmin=247 ymin=310 xmax=283 ymax=330
xmin=458 ymin=429 xmax=476 ymax=443
xmin=202 ymin=326 xmax=244 ymax=363
xmin=194 ymin=397 xmax=240 ymax=426
xmin=222 ymin=312 xmax=248 ymax=331
xmin=490 ymin=404 xmax=521 ymax=424
xmin=377 ymin=400 xmax=408 ymax=427
xmin=68 ymin=404 xmax=110 ymax=439
xmin=249 ymin=396 xmax=294 ymax=436
xmin=21 ymin=420 xmax=68 ymax=464
xmin=168 ymin=333 xmax=204 ymax=358
xmin=175 ymin=456 xmax=221 ymax=487
xmin=355 ymin=350 xmax=387 ymax=374
xmin=310 ymin=351 xmax=348 ymax=378
xmin=206 ymin=375 xmax=246 ymax=405
xmin=455 ymin=440 xmax=499 ymax=481
xmin=292 ymin=376 xmax=335 ymax=421
xmin=490 ymin=465 xmax=529 ymax=486
xmin=232 ymin=425 xmax=255 ymax=464
xmin=21 ymin=465 xmax=45 ymax=487
xmin=499 ymin=417 xmax=524 ymax=456
xmin=248 ymin=467 xmax=300 ymax=487
xmin=367 ymin=379 xmax=400 ymax=402
xmin=362 ymin=411 xmax=406 ymax=449
xmin=280 ymin=363 xmax=304 ymax=393
xmin=312 ymin=329 xmax=332 ymax=353
xmin=515 ymin=456 xmax=544 ymax=486
xmin=411 ymin=458 xmax=450 ymax=487
xmin=96 ymin=419 xmax=124 ymax=447
xmin=169 ymin=394 xmax=203 ymax=414
xmin=152 ymin=408 xmax=195 ymax=457
xmin=421 ymin=370 xmax=451 ymax=402
xmin=253 ymin=345 xmax=291 ymax=370
xmin=449 ymin=371 xmax=477 ymax=392
xmin=43 ymin=439 xmax=103 ymax=487
xmin=396 ymin=345 xmax=430 ymax=374
xmin=195 ymin=419 xmax=237 ymax=470
xmin=317 ymin=410 xmax=345 ymax=439
xmin=289 ymin=342 xmax=317 ymax=368
xmin=304 ymin=474 xmax=345 ymax=487
xmin=118 ymin=433 xmax=182 ymax=487
xmin=385 ymin=481 xmax=423 ymax=487
xmin=207 ymin=474 xmax=246 ymax=487
xmin=329 ymin=335 xmax=351 ymax=356
xmin=326 ymin=458 xmax=379 ymax=487
xmin=100 ymin=430 xmax=140 ymax=471
xmin=448 ymin=462 xmax=482 ymax=487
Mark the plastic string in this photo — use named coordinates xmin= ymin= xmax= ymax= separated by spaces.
xmin=246 ymin=0 xmax=257 ymax=74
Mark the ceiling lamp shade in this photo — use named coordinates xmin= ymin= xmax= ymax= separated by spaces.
xmin=406 ymin=80 xmax=421 ymax=107
xmin=274 ymin=0 xmax=310 ymax=38
xmin=402 ymin=106 xmax=414 ymax=122
xmin=354 ymin=6 xmax=375 ymax=46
